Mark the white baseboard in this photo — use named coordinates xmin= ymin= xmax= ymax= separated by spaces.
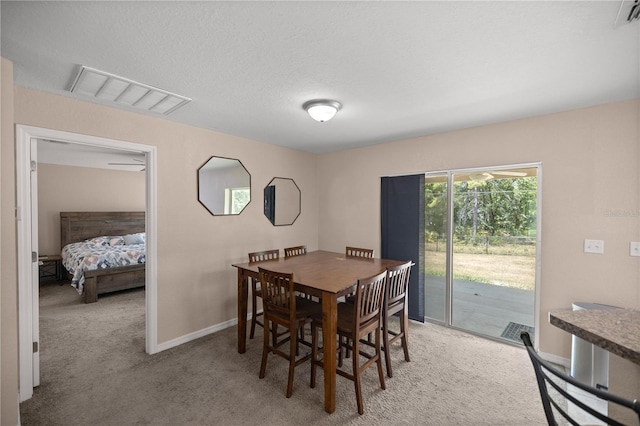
xmin=155 ymin=317 xmax=239 ymax=353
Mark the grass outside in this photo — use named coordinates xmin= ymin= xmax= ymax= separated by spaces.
xmin=425 ymin=248 xmax=536 ymax=291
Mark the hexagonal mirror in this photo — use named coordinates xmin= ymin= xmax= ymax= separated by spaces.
xmin=263 ymin=177 xmax=301 ymax=226
xmin=198 ymin=156 xmax=250 ymax=215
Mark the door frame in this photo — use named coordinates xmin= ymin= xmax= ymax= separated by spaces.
xmin=16 ymin=125 xmax=158 ymax=402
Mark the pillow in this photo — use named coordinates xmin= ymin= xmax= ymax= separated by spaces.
xmin=88 ymin=236 xmax=110 ymax=246
xmin=123 ymin=233 xmax=145 ymax=245
xmin=109 ymin=236 xmax=125 ymax=246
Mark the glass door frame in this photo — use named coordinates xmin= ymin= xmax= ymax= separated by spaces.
xmin=424 ymin=163 xmax=542 ymax=347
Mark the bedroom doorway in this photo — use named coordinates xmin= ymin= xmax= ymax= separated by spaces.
xmin=16 ymin=125 xmax=158 ymax=402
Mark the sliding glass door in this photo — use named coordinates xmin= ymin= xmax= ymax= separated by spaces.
xmin=424 ymin=166 xmax=539 ymax=344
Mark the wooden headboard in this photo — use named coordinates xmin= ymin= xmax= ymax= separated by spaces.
xmin=60 ymin=212 xmax=146 ymax=248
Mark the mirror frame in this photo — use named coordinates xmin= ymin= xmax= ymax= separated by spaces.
xmin=197 ymin=155 xmax=251 ymax=216
xmin=263 ymin=177 xmax=301 ymax=226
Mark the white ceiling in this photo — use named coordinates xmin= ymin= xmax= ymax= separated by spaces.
xmin=2 ymin=1 xmax=639 ymax=159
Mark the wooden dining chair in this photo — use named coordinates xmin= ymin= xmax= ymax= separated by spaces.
xmin=310 ymin=270 xmax=387 ymax=415
xmin=258 ymin=267 xmax=320 ymax=398
xmin=284 ymin=245 xmax=315 ymax=306
xmin=344 ymin=246 xmax=375 ymax=304
xmin=284 ymin=245 xmax=307 ymax=258
xmin=247 ymin=249 xmax=279 ymax=339
xmin=381 ymin=261 xmax=413 ymax=378
xmin=345 ymin=246 xmax=374 ymax=259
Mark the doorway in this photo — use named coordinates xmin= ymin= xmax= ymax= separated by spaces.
xmin=16 ymin=125 xmax=158 ymax=402
xmin=423 ymin=164 xmax=541 ymax=344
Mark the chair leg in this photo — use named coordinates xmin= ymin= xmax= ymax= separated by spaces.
xmin=352 ymin=338 xmax=364 ymax=415
xmin=250 ymin=280 xmax=258 ymax=339
xmin=383 ymin=312 xmax=393 ymax=378
xmin=400 ymin=312 xmax=410 ymax=362
xmin=375 ymin=327 xmax=386 ymax=391
xmin=271 ymin=322 xmax=278 ymax=348
xmin=286 ymin=325 xmax=297 ymax=398
xmin=310 ymin=322 xmax=318 ymax=389
xmin=259 ymin=317 xmax=269 ymax=379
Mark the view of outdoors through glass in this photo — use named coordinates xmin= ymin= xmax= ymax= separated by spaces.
xmin=424 ymin=167 xmax=538 ymax=343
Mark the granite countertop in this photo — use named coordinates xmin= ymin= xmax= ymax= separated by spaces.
xmin=549 ymin=308 xmax=640 ymax=365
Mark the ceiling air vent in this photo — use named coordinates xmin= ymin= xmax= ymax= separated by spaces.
xmin=69 ymin=66 xmax=191 ymax=115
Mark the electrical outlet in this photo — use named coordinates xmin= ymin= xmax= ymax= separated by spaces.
xmin=584 ymin=239 xmax=604 ymax=254
xmin=630 ymin=242 xmax=640 ymax=257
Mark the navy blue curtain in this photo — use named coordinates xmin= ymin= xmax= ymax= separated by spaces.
xmin=381 ymin=175 xmax=425 ymax=322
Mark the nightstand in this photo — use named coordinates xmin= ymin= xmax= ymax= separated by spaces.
xmin=38 ymin=254 xmax=64 ymax=282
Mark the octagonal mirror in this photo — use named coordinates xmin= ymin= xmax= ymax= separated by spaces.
xmin=198 ymin=156 xmax=250 ymax=215
xmin=264 ymin=177 xmax=301 ymax=226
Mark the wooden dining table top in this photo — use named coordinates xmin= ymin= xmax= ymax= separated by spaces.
xmin=233 ymin=250 xmax=405 ymax=294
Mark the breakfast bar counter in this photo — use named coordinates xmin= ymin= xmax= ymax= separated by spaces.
xmin=549 ymin=307 xmax=640 ymax=365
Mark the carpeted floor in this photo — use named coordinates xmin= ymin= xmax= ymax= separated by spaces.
xmin=20 ymin=281 xmax=547 ymax=425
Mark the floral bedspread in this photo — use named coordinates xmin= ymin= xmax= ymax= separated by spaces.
xmin=61 ymin=234 xmax=146 ymax=294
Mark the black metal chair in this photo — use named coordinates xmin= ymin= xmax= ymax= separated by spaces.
xmin=521 ymin=331 xmax=640 ymax=425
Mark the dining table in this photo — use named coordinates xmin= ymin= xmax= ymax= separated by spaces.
xmin=232 ymin=250 xmax=406 ymax=414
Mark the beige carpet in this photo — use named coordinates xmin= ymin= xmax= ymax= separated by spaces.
xmin=20 ymin=281 xmax=547 ymax=425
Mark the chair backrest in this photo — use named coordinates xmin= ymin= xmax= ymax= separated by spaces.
xmin=385 ymin=261 xmax=413 ymax=315
xmin=520 ymin=331 xmax=640 ymax=425
xmin=258 ymin=267 xmax=296 ymax=323
xmin=352 ymin=270 xmax=387 ymax=336
xmin=248 ymin=249 xmax=279 ymax=263
xmin=345 ymin=246 xmax=374 ymax=259
xmin=284 ymin=245 xmax=307 ymax=258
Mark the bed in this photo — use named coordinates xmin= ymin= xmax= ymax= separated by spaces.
xmin=60 ymin=211 xmax=146 ymax=303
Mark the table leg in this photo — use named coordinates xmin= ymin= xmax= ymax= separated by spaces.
xmin=237 ymin=270 xmax=249 ymax=353
xmin=322 ymin=294 xmax=338 ymax=413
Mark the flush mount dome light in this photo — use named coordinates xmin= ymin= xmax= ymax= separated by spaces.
xmin=303 ymin=99 xmax=341 ymax=122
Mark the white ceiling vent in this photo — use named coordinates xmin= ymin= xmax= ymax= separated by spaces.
xmin=69 ymin=66 xmax=191 ymax=115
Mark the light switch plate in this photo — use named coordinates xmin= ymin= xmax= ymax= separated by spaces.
xmin=630 ymin=242 xmax=640 ymax=257
xmin=584 ymin=239 xmax=604 ymax=254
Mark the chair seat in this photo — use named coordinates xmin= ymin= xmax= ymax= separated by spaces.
xmin=297 ymin=297 xmax=322 ymax=315
xmin=269 ymin=297 xmax=321 ymax=323
xmin=310 ymin=302 xmax=354 ymax=332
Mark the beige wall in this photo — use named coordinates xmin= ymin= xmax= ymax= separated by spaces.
xmin=1 ymin=58 xmax=19 ymax=425
xmin=1 ymin=66 xmax=319 ymax=422
xmin=12 ymin=86 xmax=319 ymax=342
xmin=317 ymin=98 xmax=640 ymax=358
xmin=37 ymin=163 xmax=145 ymax=255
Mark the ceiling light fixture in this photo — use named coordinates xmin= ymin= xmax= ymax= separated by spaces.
xmin=69 ymin=66 xmax=191 ymax=115
xmin=303 ymin=99 xmax=341 ymax=122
